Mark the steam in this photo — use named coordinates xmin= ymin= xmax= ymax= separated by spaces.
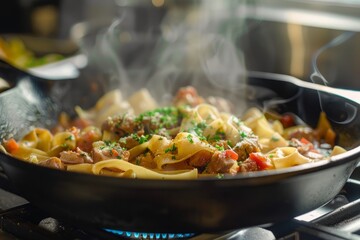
xmin=310 ymin=32 xmax=355 ymax=87
xmin=143 ymin=2 xmax=248 ymax=113
xmin=95 ymin=19 xmax=131 ymax=91
xmin=311 ymin=31 xmax=357 ymax=124
xmin=80 ymin=2 xmax=250 ymax=113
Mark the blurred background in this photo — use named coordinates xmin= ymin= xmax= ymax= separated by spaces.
xmin=1 ymin=0 xmax=360 ymax=90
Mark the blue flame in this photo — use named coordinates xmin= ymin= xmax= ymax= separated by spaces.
xmin=104 ymin=229 xmax=195 ymax=239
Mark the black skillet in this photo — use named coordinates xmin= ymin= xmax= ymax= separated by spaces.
xmin=0 ymin=59 xmax=360 ymax=233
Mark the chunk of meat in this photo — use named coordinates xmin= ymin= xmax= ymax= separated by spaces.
xmin=59 ymin=148 xmax=93 ymax=164
xmin=139 ymin=108 xmax=181 ymax=136
xmin=233 ymin=137 xmax=261 ymax=161
xmin=39 ymin=157 xmax=65 ymax=170
xmin=173 ymin=86 xmax=205 ymax=107
xmin=92 ymin=141 xmax=130 ymax=162
xmin=210 ymin=140 xmax=230 ymax=150
xmin=286 ymin=127 xmax=319 ymax=142
xmin=289 ymin=138 xmax=324 ymax=160
xmin=77 ymin=127 xmax=102 ymax=152
xmin=102 ymin=114 xmax=143 ymax=138
xmin=132 ymin=152 xmax=156 ymax=169
xmin=238 ymin=158 xmax=258 ymax=172
xmin=119 ymin=135 xmax=141 ymax=149
xmin=188 ymin=150 xmax=212 ymax=168
xmin=204 ymin=151 xmax=237 ymax=174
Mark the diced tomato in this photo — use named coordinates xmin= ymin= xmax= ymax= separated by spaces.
xmin=300 ymin=137 xmax=314 ymax=149
xmin=300 ymin=137 xmax=320 ymax=153
xmin=249 ymin=152 xmax=273 ymax=170
xmin=280 ymin=114 xmax=295 ymax=128
xmin=300 ymin=137 xmax=311 ymax=145
xmin=3 ymin=138 xmax=19 ymax=154
xmin=111 ymin=149 xmax=119 ymax=158
xmin=224 ymin=149 xmax=238 ymax=160
xmin=67 ymin=127 xmax=80 ymax=139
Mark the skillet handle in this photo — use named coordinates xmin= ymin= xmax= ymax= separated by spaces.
xmin=0 ymin=57 xmax=81 ymax=93
xmin=331 ymin=87 xmax=360 ymax=105
xmin=0 ymin=58 xmax=29 ymax=90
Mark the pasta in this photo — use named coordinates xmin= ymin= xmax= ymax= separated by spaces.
xmin=1 ymin=86 xmax=346 ymax=179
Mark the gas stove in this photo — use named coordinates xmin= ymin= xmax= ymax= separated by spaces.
xmin=0 ymin=166 xmax=359 ymax=240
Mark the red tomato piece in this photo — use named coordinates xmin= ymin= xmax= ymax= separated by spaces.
xmin=4 ymin=138 xmax=19 ymax=154
xmin=280 ymin=114 xmax=295 ymax=128
xmin=249 ymin=152 xmax=273 ymax=170
xmin=224 ymin=149 xmax=238 ymax=160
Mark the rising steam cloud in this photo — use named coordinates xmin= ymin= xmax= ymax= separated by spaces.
xmin=310 ymin=31 xmax=357 ymax=124
xmin=82 ymin=1 xmax=250 ymax=113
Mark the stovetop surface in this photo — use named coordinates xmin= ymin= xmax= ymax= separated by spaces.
xmin=0 ymin=166 xmax=359 ymax=240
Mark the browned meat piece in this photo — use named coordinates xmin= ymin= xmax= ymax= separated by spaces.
xmin=119 ymin=135 xmax=141 ymax=149
xmin=289 ymin=138 xmax=324 ymax=160
xmin=210 ymin=140 xmax=230 ymax=150
xmin=286 ymin=127 xmax=319 ymax=142
xmin=92 ymin=141 xmax=130 ymax=162
xmin=173 ymin=86 xmax=205 ymax=107
xmin=39 ymin=157 xmax=65 ymax=170
xmin=59 ymin=148 xmax=93 ymax=164
xmin=132 ymin=152 xmax=156 ymax=169
xmin=204 ymin=151 xmax=237 ymax=174
xmin=233 ymin=137 xmax=261 ymax=161
xmin=139 ymin=108 xmax=181 ymax=136
xmin=238 ymin=159 xmax=258 ymax=172
xmin=102 ymin=114 xmax=144 ymax=138
xmin=188 ymin=150 xmax=212 ymax=168
xmin=77 ymin=127 xmax=102 ymax=153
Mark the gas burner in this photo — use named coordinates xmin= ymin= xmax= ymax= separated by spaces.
xmin=104 ymin=229 xmax=195 ymax=239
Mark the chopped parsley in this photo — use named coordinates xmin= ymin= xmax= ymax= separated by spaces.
xmin=135 ymin=107 xmax=180 ymax=129
xmin=104 ymin=140 xmax=117 ymax=148
xmin=187 ymin=121 xmax=208 ymax=140
xmin=65 ymin=135 xmax=74 ymax=141
xmin=231 ymin=116 xmax=242 ymax=127
xmin=119 ymin=138 xmax=127 ymax=144
xmin=208 ymin=130 xmax=225 ymax=142
xmin=215 ymin=145 xmax=225 ymax=151
xmin=239 ymin=131 xmax=247 ymax=139
xmin=61 ymin=143 xmax=69 ymax=149
xmin=131 ymin=134 xmax=149 ymax=144
xmin=186 ymin=134 xmax=194 ymax=143
xmin=165 ymin=144 xmax=177 ymax=153
xmin=271 ymin=135 xmax=279 ymax=142
xmin=216 ymin=173 xmax=225 ymax=179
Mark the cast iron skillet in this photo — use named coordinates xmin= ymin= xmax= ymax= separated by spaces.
xmin=0 ymin=59 xmax=360 ymax=233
